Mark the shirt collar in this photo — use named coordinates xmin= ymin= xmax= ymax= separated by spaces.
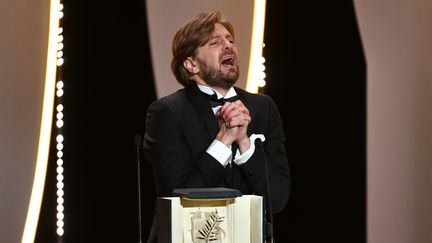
xmin=197 ymin=83 xmax=237 ymax=99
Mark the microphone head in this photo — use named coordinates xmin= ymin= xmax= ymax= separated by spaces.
xmin=255 ymin=137 xmax=264 ymax=148
xmin=134 ymin=134 xmax=142 ymax=147
xmin=252 ymin=134 xmax=266 ymax=149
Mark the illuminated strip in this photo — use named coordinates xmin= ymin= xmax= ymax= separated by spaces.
xmin=55 ymin=79 xmax=65 ymax=236
xmin=246 ymin=0 xmax=267 ymax=93
xmin=21 ymin=0 xmax=61 ymax=242
xmin=55 ymin=3 xmax=65 ymax=237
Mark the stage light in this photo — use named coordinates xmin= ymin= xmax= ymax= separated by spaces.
xmin=57 ymin=104 xmax=63 ymax=112
xmin=258 ymin=80 xmax=266 ymax=88
xmin=56 ymin=134 xmax=64 ymax=143
xmin=57 ymin=182 xmax=64 ymax=190
xmin=56 ymin=119 xmax=64 ymax=128
xmin=57 ymin=197 xmax=64 ymax=205
xmin=57 ymin=151 xmax=63 ymax=158
xmin=246 ymin=0 xmax=267 ymax=93
xmin=56 ymin=89 xmax=64 ymax=97
xmin=57 ymin=43 xmax=63 ymax=51
xmin=56 ymin=112 xmax=63 ymax=120
xmin=56 ymin=83 xmax=63 ymax=98
xmin=56 ymin=143 xmax=63 ymax=151
xmin=56 ymin=220 xmax=64 ymax=228
xmin=56 ymin=228 xmax=64 ymax=236
xmin=56 ymin=58 xmax=64 ymax=66
xmin=57 ymin=205 xmax=64 ymax=212
xmin=56 ymin=89 xmax=63 ymax=97
xmin=57 ymin=174 xmax=64 ymax=182
xmin=57 ymin=212 xmax=64 ymax=220
xmin=56 ymin=166 xmax=64 ymax=174
xmin=57 ymin=159 xmax=63 ymax=166
xmin=56 ymin=80 xmax=64 ymax=88
xmin=57 ymin=190 xmax=64 ymax=198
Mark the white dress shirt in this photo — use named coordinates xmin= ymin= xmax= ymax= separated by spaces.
xmin=197 ymin=84 xmax=266 ymax=167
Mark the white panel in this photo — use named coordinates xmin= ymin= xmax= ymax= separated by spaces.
xmin=146 ymin=0 xmax=254 ymax=98
xmin=354 ymin=0 xmax=432 ymax=242
xmin=0 ymin=0 xmax=50 ymax=242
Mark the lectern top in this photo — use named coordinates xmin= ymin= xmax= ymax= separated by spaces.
xmin=172 ymin=187 xmax=242 ymax=199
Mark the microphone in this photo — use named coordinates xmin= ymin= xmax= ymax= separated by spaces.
xmin=134 ymin=135 xmax=143 ymax=243
xmin=255 ymin=138 xmax=275 ymax=243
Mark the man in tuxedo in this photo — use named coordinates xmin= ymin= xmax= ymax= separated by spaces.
xmin=143 ymin=11 xmax=290 ymax=242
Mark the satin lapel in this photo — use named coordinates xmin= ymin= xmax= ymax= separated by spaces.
xmin=186 ymin=83 xmax=219 ymax=137
xmin=233 ymin=87 xmax=253 ymax=135
xmin=233 ymin=86 xmax=249 ymax=108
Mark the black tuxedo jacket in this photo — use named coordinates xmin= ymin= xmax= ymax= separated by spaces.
xmin=144 ymin=83 xmax=290 ymax=213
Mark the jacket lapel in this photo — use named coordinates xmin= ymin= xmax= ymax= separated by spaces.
xmin=186 ymin=83 xmax=219 ymax=137
xmin=233 ymin=87 xmax=254 ymax=135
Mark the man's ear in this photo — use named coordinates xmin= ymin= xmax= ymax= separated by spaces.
xmin=183 ymin=57 xmax=199 ymax=74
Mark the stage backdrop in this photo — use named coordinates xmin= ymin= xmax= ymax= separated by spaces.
xmin=146 ymin=0 xmax=254 ymax=98
xmin=0 ymin=0 xmax=51 ymax=242
xmin=354 ymin=0 xmax=432 ymax=242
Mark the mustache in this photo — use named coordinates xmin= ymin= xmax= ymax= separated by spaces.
xmin=219 ymin=50 xmax=237 ymax=61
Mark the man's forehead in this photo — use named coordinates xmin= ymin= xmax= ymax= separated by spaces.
xmin=211 ymin=24 xmax=233 ymax=38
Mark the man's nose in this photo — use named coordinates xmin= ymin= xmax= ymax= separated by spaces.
xmin=223 ymin=39 xmax=234 ymax=50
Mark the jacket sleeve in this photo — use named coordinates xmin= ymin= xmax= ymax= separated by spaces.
xmin=143 ymin=100 xmax=228 ymax=197
xmin=240 ymin=95 xmax=291 ymax=213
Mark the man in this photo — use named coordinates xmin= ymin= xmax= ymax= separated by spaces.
xmin=143 ymin=11 xmax=290 ymax=242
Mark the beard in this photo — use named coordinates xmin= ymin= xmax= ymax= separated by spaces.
xmin=196 ymin=57 xmax=239 ymax=90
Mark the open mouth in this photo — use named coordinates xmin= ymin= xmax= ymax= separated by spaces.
xmin=222 ymin=56 xmax=236 ymax=67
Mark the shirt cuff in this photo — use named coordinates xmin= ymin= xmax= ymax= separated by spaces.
xmin=206 ymin=139 xmax=232 ymax=167
xmin=233 ymin=134 xmax=266 ymax=165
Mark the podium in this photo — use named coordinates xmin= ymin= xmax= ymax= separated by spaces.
xmin=157 ymin=188 xmax=264 ymax=243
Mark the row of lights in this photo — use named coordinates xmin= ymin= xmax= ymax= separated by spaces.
xmin=257 ymin=54 xmax=266 ymax=88
xmin=55 ymin=2 xmax=65 ymax=237
xmin=246 ymin=0 xmax=267 ymax=93
xmin=51 ymin=0 xmax=267 ymax=237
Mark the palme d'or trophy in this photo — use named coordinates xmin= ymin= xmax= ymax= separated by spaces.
xmin=157 ymin=187 xmax=264 ymax=243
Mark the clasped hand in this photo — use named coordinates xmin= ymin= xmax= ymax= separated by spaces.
xmin=216 ymin=100 xmax=251 ymax=152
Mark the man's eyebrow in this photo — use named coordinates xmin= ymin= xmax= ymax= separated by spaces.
xmin=210 ymin=33 xmax=233 ymax=39
xmin=210 ymin=34 xmax=221 ymax=39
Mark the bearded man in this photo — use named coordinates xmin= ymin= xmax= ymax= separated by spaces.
xmin=143 ymin=11 xmax=290 ymax=243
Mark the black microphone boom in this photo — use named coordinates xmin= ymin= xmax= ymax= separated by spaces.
xmin=255 ymin=138 xmax=275 ymax=243
xmin=135 ymin=135 xmax=143 ymax=243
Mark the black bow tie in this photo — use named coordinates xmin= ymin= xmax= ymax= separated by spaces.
xmin=208 ymin=94 xmax=238 ymax=108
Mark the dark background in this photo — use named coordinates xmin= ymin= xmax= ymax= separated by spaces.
xmin=36 ymin=0 xmax=365 ymax=242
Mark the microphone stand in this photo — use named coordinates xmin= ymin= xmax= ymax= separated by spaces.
xmin=256 ymin=139 xmax=275 ymax=243
xmin=135 ymin=135 xmax=143 ymax=243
